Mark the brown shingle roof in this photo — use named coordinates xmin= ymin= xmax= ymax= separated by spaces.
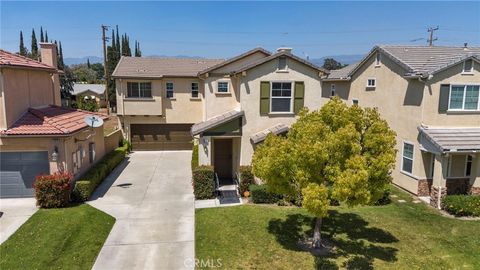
xmin=198 ymin=47 xmax=271 ymax=75
xmin=1 ymin=106 xmax=108 ymax=136
xmin=0 ymin=49 xmax=56 ymax=71
xmin=112 ymin=56 xmax=224 ymax=78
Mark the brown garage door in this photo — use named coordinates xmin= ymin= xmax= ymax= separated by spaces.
xmin=131 ymin=124 xmax=193 ymax=151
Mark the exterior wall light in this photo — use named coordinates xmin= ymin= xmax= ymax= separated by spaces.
xmin=51 ymin=146 xmax=59 ymax=161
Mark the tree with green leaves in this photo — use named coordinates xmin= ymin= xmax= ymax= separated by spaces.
xmin=76 ymin=95 xmax=99 ymax=112
xmin=45 ymin=30 xmax=48 ymax=43
xmin=30 ymin=28 xmax=38 ymax=59
xmin=58 ymin=41 xmax=64 ymax=70
xmin=19 ymin=31 xmax=28 ymax=56
xmin=40 ymin=27 xmax=44 ymax=43
xmin=134 ymin=41 xmax=142 ymax=57
xmin=87 ymin=58 xmax=91 ymax=68
xmin=322 ymin=58 xmax=346 ymax=71
xmin=252 ymin=98 xmax=397 ymax=248
xmin=90 ymin=63 xmax=104 ymax=81
xmin=71 ymin=64 xmax=97 ymax=83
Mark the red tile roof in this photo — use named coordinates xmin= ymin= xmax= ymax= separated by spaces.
xmin=0 ymin=49 xmax=56 ymax=71
xmin=1 ymin=106 xmax=108 ymax=136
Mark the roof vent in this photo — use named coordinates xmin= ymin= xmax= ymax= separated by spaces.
xmin=277 ymin=47 xmax=292 ymax=53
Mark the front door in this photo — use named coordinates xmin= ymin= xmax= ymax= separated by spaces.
xmin=214 ymin=139 xmax=233 ymax=181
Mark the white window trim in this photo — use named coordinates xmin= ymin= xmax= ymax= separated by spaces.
xmin=270 ymin=81 xmax=293 ymax=114
xmin=366 ymin=78 xmax=376 ymax=88
xmin=216 ymin=81 xmax=230 ymax=94
xmin=462 ymin=59 xmax=474 ymax=74
xmin=166 ymin=82 xmax=175 ymax=99
xmin=401 ymin=141 xmax=415 ymax=174
xmin=352 ymin=98 xmax=359 ymax=105
xmin=191 ymin=82 xmax=200 ymax=99
xmin=126 ymin=81 xmax=152 ymax=99
xmin=330 ymin=84 xmax=336 ymax=97
xmin=447 ymin=84 xmax=480 ymax=111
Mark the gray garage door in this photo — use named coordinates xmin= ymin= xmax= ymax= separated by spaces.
xmin=131 ymin=124 xmax=193 ymax=151
xmin=0 ymin=151 xmax=49 ymax=198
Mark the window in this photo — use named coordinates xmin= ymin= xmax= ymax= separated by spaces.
xmin=352 ymin=99 xmax=359 ymax=105
xmin=466 ymin=155 xmax=473 ymax=176
xmin=463 ymin=59 xmax=473 ymax=73
xmin=330 ymin=84 xmax=336 ymax=97
xmin=402 ymin=142 xmax=414 ymax=174
xmin=89 ymin=142 xmax=96 ymax=164
xmin=271 ymin=82 xmax=292 ymax=113
xmin=278 ymin=56 xmax=287 ymax=71
xmin=191 ymin=82 xmax=199 ymax=98
xmin=166 ymin=82 xmax=174 ymax=98
xmin=375 ymin=52 xmax=381 ymax=66
xmin=127 ymin=82 xmax=152 ymax=98
xmin=367 ymin=78 xmax=376 ymax=88
xmin=448 ymin=85 xmax=480 ymax=110
xmin=217 ymin=82 xmax=229 ymax=93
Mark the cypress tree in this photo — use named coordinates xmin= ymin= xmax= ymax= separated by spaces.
xmin=127 ymin=36 xmax=131 ymax=56
xmin=40 ymin=27 xmax=44 ymax=43
xmin=58 ymin=41 xmax=64 ymax=70
xmin=19 ymin=31 xmax=28 ymax=56
xmin=45 ymin=31 xmax=49 ymax=43
xmin=111 ymin=29 xmax=116 ymax=52
xmin=135 ymin=41 xmax=141 ymax=57
xmin=87 ymin=58 xmax=91 ymax=68
xmin=31 ymin=28 xmax=38 ymax=59
xmin=116 ymin=25 xmax=121 ymax=56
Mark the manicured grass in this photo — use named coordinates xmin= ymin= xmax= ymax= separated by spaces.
xmin=0 ymin=204 xmax=114 ymax=270
xmin=196 ymin=187 xmax=480 ymax=269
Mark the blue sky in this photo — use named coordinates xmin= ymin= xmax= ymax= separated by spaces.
xmin=1 ymin=1 xmax=479 ymax=59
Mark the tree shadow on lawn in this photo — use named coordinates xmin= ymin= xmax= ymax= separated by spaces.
xmin=268 ymin=210 xmax=399 ymax=270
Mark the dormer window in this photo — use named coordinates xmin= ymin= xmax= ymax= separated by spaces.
xmin=375 ymin=52 xmax=381 ymax=66
xmin=463 ymin=59 xmax=473 ymax=73
xmin=278 ymin=56 xmax=287 ymax=71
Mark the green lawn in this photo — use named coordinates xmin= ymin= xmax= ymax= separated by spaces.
xmin=0 ymin=204 xmax=114 ymax=270
xmin=196 ymin=187 xmax=480 ymax=269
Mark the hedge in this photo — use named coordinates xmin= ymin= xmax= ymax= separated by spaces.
xmin=239 ymin=166 xmax=255 ymax=197
xmin=192 ymin=166 xmax=215 ymax=199
xmin=72 ymin=144 xmax=129 ymax=202
xmin=442 ymin=195 xmax=480 ymax=217
xmin=34 ymin=172 xmax=73 ymax=208
xmin=250 ymin=184 xmax=282 ymax=204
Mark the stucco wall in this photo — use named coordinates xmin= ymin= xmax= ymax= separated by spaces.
xmin=0 ymin=68 xmax=57 ymax=130
xmin=203 ymin=76 xmax=241 ymax=119
xmin=321 ymin=81 xmax=351 ymax=101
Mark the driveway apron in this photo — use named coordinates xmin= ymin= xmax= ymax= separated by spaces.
xmin=89 ymin=151 xmax=194 ymax=270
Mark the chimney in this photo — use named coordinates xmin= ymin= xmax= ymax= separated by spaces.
xmin=39 ymin=42 xmax=58 ymax=69
xmin=277 ymin=47 xmax=293 ymax=54
xmin=463 ymin=43 xmax=468 ymax=50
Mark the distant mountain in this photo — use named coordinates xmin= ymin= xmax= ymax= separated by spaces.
xmin=146 ymin=54 xmax=206 ymax=59
xmin=310 ymin=54 xmax=365 ymax=67
xmin=64 ymin=56 xmax=103 ymax=66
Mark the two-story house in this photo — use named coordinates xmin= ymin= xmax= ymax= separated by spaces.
xmin=0 ymin=44 xmax=107 ymax=198
xmin=324 ymin=45 xmax=480 ymax=207
xmin=114 ymin=48 xmax=328 ymax=185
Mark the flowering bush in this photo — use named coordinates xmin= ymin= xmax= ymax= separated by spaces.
xmin=442 ymin=195 xmax=480 ymax=217
xmin=34 ymin=172 xmax=73 ymax=208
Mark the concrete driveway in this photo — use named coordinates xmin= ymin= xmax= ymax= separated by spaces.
xmin=0 ymin=198 xmax=37 ymax=244
xmin=89 ymin=151 xmax=195 ymax=270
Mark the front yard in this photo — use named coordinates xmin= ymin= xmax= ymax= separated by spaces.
xmin=196 ymin=187 xmax=480 ymax=269
xmin=0 ymin=204 xmax=114 ymax=270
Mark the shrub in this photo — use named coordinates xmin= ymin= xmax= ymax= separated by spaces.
xmin=192 ymin=166 xmax=215 ymax=199
xmin=72 ymin=144 xmax=129 ymax=202
xmin=442 ymin=195 xmax=480 ymax=217
xmin=250 ymin=184 xmax=282 ymax=204
xmin=192 ymin=144 xmax=199 ymax=170
xmin=34 ymin=172 xmax=73 ymax=208
xmin=374 ymin=189 xmax=391 ymax=206
xmin=239 ymin=166 xmax=255 ymax=197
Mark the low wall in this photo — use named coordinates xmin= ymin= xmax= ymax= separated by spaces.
xmin=104 ymin=129 xmax=123 ymax=153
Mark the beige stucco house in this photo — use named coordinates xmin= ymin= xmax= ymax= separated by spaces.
xmin=324 ymin=45 xmax=480 ymax=207
xmin=0 ymin=44 xmax=107 ymax=198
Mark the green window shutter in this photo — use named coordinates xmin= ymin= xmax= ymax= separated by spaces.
xmin=260 ymin=81 xmax=270 ymax=115
xmin=294 ymin=81 xmax=305 ymax=114
xmin=438 ymin=84 xmax=450 ymax=113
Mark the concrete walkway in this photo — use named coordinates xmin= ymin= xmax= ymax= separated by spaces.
xmin=0 ymin=198 xmax=37 ymax=244
xmin=88 ymin=151 xmax=195 ymax=270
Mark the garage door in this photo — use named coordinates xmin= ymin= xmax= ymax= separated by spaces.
xmin=0 ymin=151 xmax=49 ymax=198
xmin=131 ymin=124 xmax=193 ymax=151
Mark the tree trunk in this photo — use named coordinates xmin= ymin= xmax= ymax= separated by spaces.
xmin=312 ymin=217 xmax=323 ymax=248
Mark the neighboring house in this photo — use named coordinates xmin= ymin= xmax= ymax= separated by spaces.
xmin=114 ymin=47 xmax=329 ymax=185
xmin=72 ymin=83 xmax=106 ymax=107
xmin=324 ymin=45 xmax=480 ymax=207
xmin=0 ymin=45 xmax=107 ymax=198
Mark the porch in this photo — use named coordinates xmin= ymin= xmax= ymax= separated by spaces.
xmin=418 ymin=126 xmax=480 ymax=208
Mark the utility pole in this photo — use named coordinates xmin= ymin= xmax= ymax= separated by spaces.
xmin=101 ymin=25 xmax=110 ymax=114
xmin=427 ymin=26 xmax=439 ymax=46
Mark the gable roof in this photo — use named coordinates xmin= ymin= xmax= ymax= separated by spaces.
xmin=198 ymin=47 xmax=271 ymax=75
xmin=191 ymin=109 xmax=244 ymax=136
xmin=348 ymin=45 xmax=480 ymax=79
xmin=1 ymin=105 xmax=108 ymax=136
xmin=0 ymin=49 xmax=57 ymax=72
xmin=73 ymin=83 xmax=106 ymax=95
xmin=233 ymin=51 xmax=329 ymax=75
xmin=112 ymin=56 xmax=224 ymax=78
